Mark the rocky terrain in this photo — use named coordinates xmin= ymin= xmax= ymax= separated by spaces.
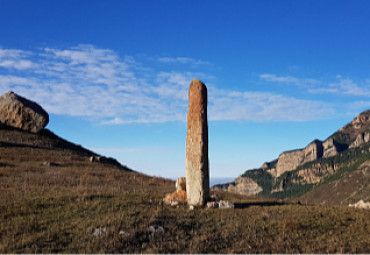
xmin=297 ymin=160 xmax=370 ymax=206
xmin=1 ymin=91 xmax=369 ymax=253
xmin=215 ymin=110 xmax=370 ymax=203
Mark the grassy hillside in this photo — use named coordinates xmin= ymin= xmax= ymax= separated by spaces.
xmin=1 ymin=128 xmax=369 ymax=253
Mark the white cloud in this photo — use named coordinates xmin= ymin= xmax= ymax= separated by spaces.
xmin=0 ymin=48 xmax=37 ymax=70
xmin=0 ymin=44 xmax=336 ymax=124
xmin=157 ymin=56 xmax=209 ymax=65
xmin=209 ymin=89 xmax=332 ymax=122
xmin=260 ymin=73 xmax=320 ymax=86
xmin=309 ymin=77 xmax=370 ymax=97
xmin=260 ymin=73 xmax=299 ymax=83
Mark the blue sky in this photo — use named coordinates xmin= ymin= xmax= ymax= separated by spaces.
xmin=1 ymin=0 xmax=370 ymax=178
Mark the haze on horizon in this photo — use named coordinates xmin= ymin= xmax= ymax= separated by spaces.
xmin=1 ymin=0 xmax=370 ymax=178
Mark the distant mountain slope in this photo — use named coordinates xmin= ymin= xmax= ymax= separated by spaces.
xmin=297 ymin=158 xmax=370 ymax=205
xmin=214 ymin=110 xmax=370 ymax=202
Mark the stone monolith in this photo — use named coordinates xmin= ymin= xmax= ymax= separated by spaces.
xmin=185 ymin=79 xmax=209 ymax=206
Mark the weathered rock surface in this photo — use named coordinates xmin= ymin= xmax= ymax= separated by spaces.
xmin=226 ymin=176 xmax=262 ymax=195
xmin=163 ymin=177 xmax=187 ymax=205
xmin=176 ymin=177 xmax=186 ymax=191
xmin=163 ymin=190 xmax=187 ymax=205
xmin=276 ymin=140 xmax=325 ymax=177
xmin=349 ymin=131 xmax=370 ymax=148
xmin=340 ymin=110 xmax=370 ymax=138
xmin=276 ymin=149 xmax=304 ymax=177
xmin=303 ymin=140 xmax=323 ymax=164
xmin=0 ymin=91 xmax=49 ymax=133
xmin=185 ymin=79 xmax=209 ymax=206
xmin=296 ymin=162 xmax=339 ymax=184
xmin=322 ymin=138 xmax=340 ymax=158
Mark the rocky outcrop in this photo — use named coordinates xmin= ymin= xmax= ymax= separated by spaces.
xmin=341 ymin=110 xmax=370 ymax=134
xmin=163 ymin=177 xmax=187 ymax=206
xmin=217 ymin=109 xmax=370 ymax=199
xmin=276 ymin=149 xmax=304 ymax=177
xmin=296 ymin=162 xmax=339 ymax=184
xmin=274 ymin=136 xmax=348 ymax=178
xmin=275 ymin=140 xmax=324 ymax=177
xmin=303 ymin=140 xmax=323 ymax=164
xmin=217 ymin=176 xmax=262 ymax=196
xmin=322 ymin=138 xmax=340 ymax=158
xmin=0 ymin=91 xmax=49 ymax=133
xmin=185 ymin=79 xmax=209 ymax=206
xmin=270 ymin=112 xmax=370 ymax=179
xmin=176 ymin=177 xmax=186 ymax=191
xmin=349 ymin=132 xmax=370 ymax=148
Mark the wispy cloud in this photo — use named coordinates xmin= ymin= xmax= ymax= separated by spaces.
xmin=0 ymin=44 xmax=335 ymax=124
xmin=260 ymin=73 xmax=320 ymax=86
xmin=0 ymin=48 xmax=38 ymax=70
xmin=208 ymin=89 xmax=332 ymax=122
xmin=260 ymin=73 xmax=299 ymax=83
xmin=309 ymin=77 xmax=370 ymax=97
xmin=157 ymin=56 xmax=209 ymax=65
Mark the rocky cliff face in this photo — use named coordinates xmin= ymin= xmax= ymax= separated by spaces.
xmin=222 ymin=176 xmax=262 ymax=196
xmin=275 ymin=149 xmax=304 ymax=177
xmin=349 ymin=131 xmax=370 ymax=148
xmin=216 ymin=110 xmax=370 ymax=198
xmin=274 ymin=140 xmax=324 ymax=177
xmin=340 ymin=110 xmax=370 ymax=138
xmin=270 ymin=110 xmax=370 ymax=179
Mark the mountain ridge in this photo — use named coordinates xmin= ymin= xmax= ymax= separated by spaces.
xmin=214 ymin=110 xmax=370 ymax=203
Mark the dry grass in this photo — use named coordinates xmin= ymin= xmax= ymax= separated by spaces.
xmin=0 ymin=129 xmax=369 ymax=253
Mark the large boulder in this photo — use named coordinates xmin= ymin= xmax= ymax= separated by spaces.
xmin=0 ymin=91 xmax=49 ymax=133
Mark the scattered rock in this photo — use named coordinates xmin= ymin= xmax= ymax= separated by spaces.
xmin=148 ymin=225 xmax=165 ymax=237
xmin=119 ymin=230 xmax=130 ymax=237
xmin=206 ymin=201 xmax=218 ymax=209
xmin=89 ymin=155 xmax=101 ymax=162
xmin=42 ymin=161 xmax=59 ymax=167
xmin=91 ymin=227 xmax=107 ymax=237
xmin=219 ymin=200 xmax=234 ymax=209
xmin=0 ymin=91 xmax=49 ymax=133
xmin=186 ymin=79 xmax=210 ymax=206
xmin=349 ymin=199 xmax=370 ymax=209
xmin=207 ymin=200 xmax=234 ymax=209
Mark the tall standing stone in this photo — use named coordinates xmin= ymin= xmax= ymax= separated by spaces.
xmin=186 ymin=79 xmax=209 ymax=206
